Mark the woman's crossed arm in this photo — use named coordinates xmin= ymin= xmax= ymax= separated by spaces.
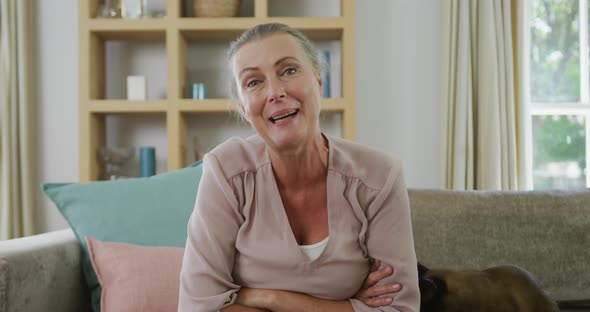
xmin=225 ymin=260 xmax=401 ymax=312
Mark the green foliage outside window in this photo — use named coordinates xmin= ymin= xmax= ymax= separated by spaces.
xmin=533 ymin=115 xmax=586 ymax=169
xmin=530 ymin=0 xmax=587 ymax=189
xmin=530 ymin=0 xmax=580 ymax=102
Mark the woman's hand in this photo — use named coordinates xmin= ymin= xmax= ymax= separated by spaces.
xmin=236 ymin=287 xmax=274 ymax=310
xmin=354 ymin=259 xmax=402 ymax=307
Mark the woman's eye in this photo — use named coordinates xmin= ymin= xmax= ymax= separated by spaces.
xmin=246 ymin=80 xmax=260 ymax=88
xmin=283 ymin=67 xmax=297 ymax=75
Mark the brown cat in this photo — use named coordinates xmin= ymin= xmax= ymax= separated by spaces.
xmin=418 ymin=263 xmax=560 ymax=312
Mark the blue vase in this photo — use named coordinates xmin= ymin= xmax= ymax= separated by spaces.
xmin=191 ymin=83 xmax=206 ymax=100
xmin=139 ymin=147 xmax=156 ymax=177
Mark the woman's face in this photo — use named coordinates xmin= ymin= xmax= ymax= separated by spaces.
xmin=233 ymin=33 xmax=323 ymax=153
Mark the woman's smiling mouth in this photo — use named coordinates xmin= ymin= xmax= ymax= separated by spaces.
xmin=269 ymin=109 xmax=300 ymax=124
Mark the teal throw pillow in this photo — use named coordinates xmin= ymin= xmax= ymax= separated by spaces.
xmin=42 ymin=161 xmax=203 ymax=312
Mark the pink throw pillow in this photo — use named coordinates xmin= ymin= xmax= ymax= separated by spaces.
xmin=86 ymin=236 xmax=184 ymax=312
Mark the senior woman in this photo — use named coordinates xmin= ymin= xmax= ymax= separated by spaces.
xmin=178 ymin=23 xmax=420 ymax=312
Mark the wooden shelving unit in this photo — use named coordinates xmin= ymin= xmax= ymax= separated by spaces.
xmin=79 ymin=0 xmax=356 ymax=181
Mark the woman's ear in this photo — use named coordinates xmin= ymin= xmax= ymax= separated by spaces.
xmin=317 ymin=73 xmax=324 ymax=94
xmin=238 ymin=102 xmax=251 ymax=123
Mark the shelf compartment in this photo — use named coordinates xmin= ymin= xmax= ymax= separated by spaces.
xmin=184 ymin=113 xmax=255 ymax=165
xmin=104 ymin=113 xmax=169 ymax=177
xmin=85 ymin=0 xmax=168 ymax=20
xmin=87 ymin=37 xmax=168 ymax=100
xmin=87 ymin=100 xmax=170 ymax=113
xmin=315 ymin=40 xmax=342 ymax=98
xmin=86 ymin=19 xmax=167 ymax=40
xmin=181 ymin=39 xmax=232 ymax=99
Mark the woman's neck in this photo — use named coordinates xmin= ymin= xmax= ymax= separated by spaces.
xmin=269 ymin=133 xmax=329 ymax=189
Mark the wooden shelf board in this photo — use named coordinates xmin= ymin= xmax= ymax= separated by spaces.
xmin=87 ymin=19 xmax=167 ymax=40
xmin=320 ymin=98 xmax=346 ymax=111
xmin=177 ymin=18 xmax=260 ymax=41
xmin=177 ymin=98 xmax=345 ymax=113
xmin=84 ymin=17 xmax=345 ymax=41
xmin=87 ymin=100 xmax=169 ymax=113
xmin=178 ymin=17 xmax=344 ymax=40
xmin=178 ymin=99 xmax=237 ymax=112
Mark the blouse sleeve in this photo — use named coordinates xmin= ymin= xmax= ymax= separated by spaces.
xmin=349 ymin=162 xmax=420 ymax=312
xmin=178 ymin=153 xmax=244 ymax=311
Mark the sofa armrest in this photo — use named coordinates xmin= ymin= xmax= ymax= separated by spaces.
xmin=0 ymin=229 xmax=90 ymax=312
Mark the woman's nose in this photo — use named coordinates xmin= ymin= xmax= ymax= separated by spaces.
xmin=266 ymin=77 xmax=286 ymax=103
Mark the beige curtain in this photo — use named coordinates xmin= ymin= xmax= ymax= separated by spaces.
xmin=513 ymin=0 xmax=532 ymax=190
xmin=0 ymin=0 xmax=35 ymax=239
xmin=440 ymin=0 xmax=519 ymax=190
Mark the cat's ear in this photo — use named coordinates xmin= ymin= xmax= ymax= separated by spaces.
xmin=431 ymin=276 xmax=448 ymax=294
xmin=418 ymin=262 xmax=429 ymax=277
xmin=420 ymin=276 xmax=447 ymax=312
xmin=419 ymin=277 xmax=438 ymax=303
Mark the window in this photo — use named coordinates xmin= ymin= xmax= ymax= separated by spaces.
xmin=529 ymin=0 xmax=590 ymax=189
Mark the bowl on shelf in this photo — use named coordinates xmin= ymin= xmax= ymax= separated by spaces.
xmin=193 ymin=0 xmax=241 ymax=17
xmin=96 ymin=147 xmax=135 ymax=180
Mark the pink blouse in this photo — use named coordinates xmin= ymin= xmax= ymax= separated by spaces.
xmin=178 ymin=135 xmax=420 ymax=311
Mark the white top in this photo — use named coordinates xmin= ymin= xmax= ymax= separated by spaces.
xmin=300 ymin=236 xmax=330 ymax=261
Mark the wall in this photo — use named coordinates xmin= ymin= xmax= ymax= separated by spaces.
xmin=356 ymin=0 xmax=442 ymax=188
xmin=34 ymin=0 xmax=80 ymax=232
xmin=34 ymin=0 xmax=443 ymax=233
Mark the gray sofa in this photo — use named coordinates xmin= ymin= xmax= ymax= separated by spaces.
xmin=1 ymin=189 xmax=589 ymax=312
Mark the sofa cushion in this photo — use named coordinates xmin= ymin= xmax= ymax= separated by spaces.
xmin=408 ymin=188 xmax=590 ymax=301
xmin=86 ymin=237 xmax=184 ymax=312
xmin=42 ymin=161 xmax=202 ymax=312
